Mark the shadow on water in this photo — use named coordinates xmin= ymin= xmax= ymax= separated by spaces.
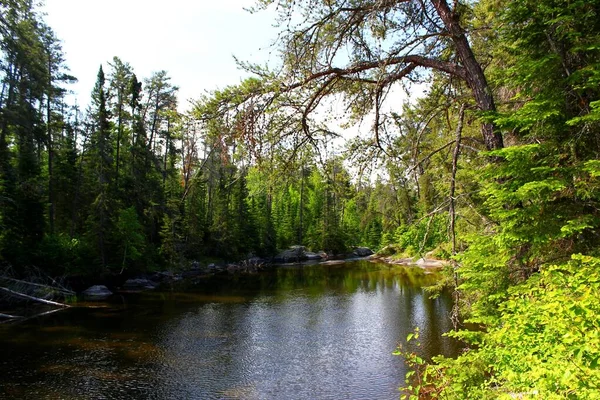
xmin=0 ymin=260 xmax=459 ymax=400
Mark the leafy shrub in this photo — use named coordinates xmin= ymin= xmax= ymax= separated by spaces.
xmin=394 ymin=214 xmax=448 ymax=257
xmin=403 ymin=254 xmax=600 ymax=399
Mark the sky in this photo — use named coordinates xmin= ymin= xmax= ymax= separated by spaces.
xmin=41 ymin=0 xmax=280 ymax=111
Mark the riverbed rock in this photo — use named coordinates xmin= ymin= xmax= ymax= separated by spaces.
xmin=82 ymin=285 xmax=113 ymax=300
xmin=415 ymin=258 xmax=445 ymax=268
xmin=353 ymin=247 xmax=374 ymax=257
xmin=123 ymin=278 xmax=158 ymax=290
xmin=320 ymin=260 xmax=345 ymax=266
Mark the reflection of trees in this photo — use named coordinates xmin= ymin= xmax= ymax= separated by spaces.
xmin=268 ymin=261 xmax=441 ymax=297
xmin=0 ymin=260 xmax=459 ymax=399
xmin=404 ymin=286 xmax=458 ymax=361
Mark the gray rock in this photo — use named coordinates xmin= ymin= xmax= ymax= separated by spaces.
xmin=274 ymin=246 xmax=323 ymax=263
xmin=353 ymin=247 xmax=374 ymax=257
xmin=246 ymin=257 xmax=264 ymax=265
xmin=123 ymin=278 xmax=158 ymax=290
xmin=82 ymin=285 xmax=113 ymax=300
xmin=226 ymin=264 xmax=239 ymax=273
xmin=151 ymin=271 xmax=174 ymax=282
xmin=305 ymin=251 xmax=322 ymax=260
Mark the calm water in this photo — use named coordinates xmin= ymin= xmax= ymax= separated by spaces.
xmin=0 ymin=260 xmax=459 ymax=400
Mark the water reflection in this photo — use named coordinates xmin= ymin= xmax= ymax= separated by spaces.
xmin=0 ymin=261 xmax=458 ymax=399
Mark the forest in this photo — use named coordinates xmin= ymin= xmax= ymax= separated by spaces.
xmin=1 ymin=0 xmax=600 ymax=398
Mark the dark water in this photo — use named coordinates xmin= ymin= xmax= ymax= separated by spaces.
xmin=0 ymin=260 xmax=459 ymax=400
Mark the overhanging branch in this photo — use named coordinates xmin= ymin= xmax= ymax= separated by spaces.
xmin=283 ymin=55 xmax=467 ymax=91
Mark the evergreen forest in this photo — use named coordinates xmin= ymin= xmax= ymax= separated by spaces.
xmin=2 ymin=0 xmax=600 ymax=397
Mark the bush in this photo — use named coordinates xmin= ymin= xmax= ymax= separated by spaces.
xmin=394 ymin=214 xmax=449 ymax=257
xmin=404 ymin=254 xmax=600 ymax=399
xmin=34 ymin=234 xmax=85 ymax=276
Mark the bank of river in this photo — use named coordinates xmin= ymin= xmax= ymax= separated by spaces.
xmin=0 ymin=260 xmax=459 ymax=399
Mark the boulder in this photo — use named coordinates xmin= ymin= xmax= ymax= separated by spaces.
xmin=415 ymin=258 xmax=445 ymax=268
xmin=245 ymin=257 xmax=264 ymax=265
xmin=353 ymin=247 xmax=374 ymax=257
xmin=151 ymin=271 xmax=175 ymax=282
xmin=123 ymin=278 xmax=158 ymax=290
xmin=305 ymin=251 xmax=322 ymax=260
xmin=226 ymin=264 xmax=239 ymax=273
xmin=82 ymin=285 xmax=113 ymax=300
xmin=274 ymin=246 xmax=323 ymax=263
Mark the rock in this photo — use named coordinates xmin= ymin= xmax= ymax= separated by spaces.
xmin=305 ymin=251 xmax=322 ymax=260
xmin=274 ymin=246 xmax=323 ymax=263
xmin=353 ymin=247 xmax=374 ymax=257
xmin=226 ymin=264 xmax=239 ymax=273
xmin=82 ymin=285 xmax=113 ymax=300
xmin=182 ymin=269 xmax=204 ymax=278
xmin=415 ymin=258 xmax=445 ymax=268
xmin=278 ymin=246 xmax=305 ymax=261
xmin=320 ymin=260 xmax=345 ymax=266
xmin=123 ymin=278 xmax=158 ymax=290
xmin=246 ymin=257 xmax=264 ymax=265
xmin=151 ymin=271 xmax=175 ymax=282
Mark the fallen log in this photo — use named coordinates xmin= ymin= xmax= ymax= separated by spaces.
xmin=0 ymin=308 xmax=68 ymax=324
xmin=0 ymin=276 xmax=75 ymax=295
xmin=0 ymin=286 xmax=70 ymax=308
xmin=0 ymin=313 xmax=22 ymax=319
xmin=17 ymin=308 xmax=67 ymax=323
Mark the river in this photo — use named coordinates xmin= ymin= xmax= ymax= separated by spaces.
xmin=0 ymin=260 xmax=459 ymax=399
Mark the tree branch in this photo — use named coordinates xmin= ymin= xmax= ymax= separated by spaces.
xmin=283 ymin=55 xmax=467 ymax=91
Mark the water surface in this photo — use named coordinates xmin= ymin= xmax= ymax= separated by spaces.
xmin=0 ymin=260 xmax=459 ymax=399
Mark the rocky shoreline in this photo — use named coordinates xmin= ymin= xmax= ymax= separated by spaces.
xmin=79 ymin=247 xmax=449 ymax=300
xmin=80 ymin=246 xmax=377 ymax=300
xmin=369 ymin=254 xmax=447 ymax=269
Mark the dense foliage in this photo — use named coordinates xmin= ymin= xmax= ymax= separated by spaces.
xmin=0 ymin=1 xmax=403 ymax=277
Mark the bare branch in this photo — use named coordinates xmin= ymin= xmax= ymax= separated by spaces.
xmin=283 ymin=55 xmax=467 ymax=91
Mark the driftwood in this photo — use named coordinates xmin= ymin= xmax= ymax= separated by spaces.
xmin=0 ymin=313 xmax=22 ymax=319
xmin=0 ymin=286 xmax=70 ymax=308
xmin=17 ymin=308 xmax=67 ymax=323
xmin=0 ymin=276 xmax=75 ymax=295
xmin=0 ymin=308 xmax=70 ymax=324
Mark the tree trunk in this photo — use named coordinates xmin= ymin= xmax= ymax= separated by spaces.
xmin=47 ymin=56 xmax=55 ymax=235
xmin=115 ymin=96 xmax=123 ymax=191
xmin=299 ymin=166 xmax=304 ymax=245
xmin=432 ymin=0 xmax=504 ymax=151
xmin=449 ymin=104 xmax=465 ymax=330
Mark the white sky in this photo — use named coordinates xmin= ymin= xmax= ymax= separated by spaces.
xmin=41 ymin=0 xmax=280 ymax=111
